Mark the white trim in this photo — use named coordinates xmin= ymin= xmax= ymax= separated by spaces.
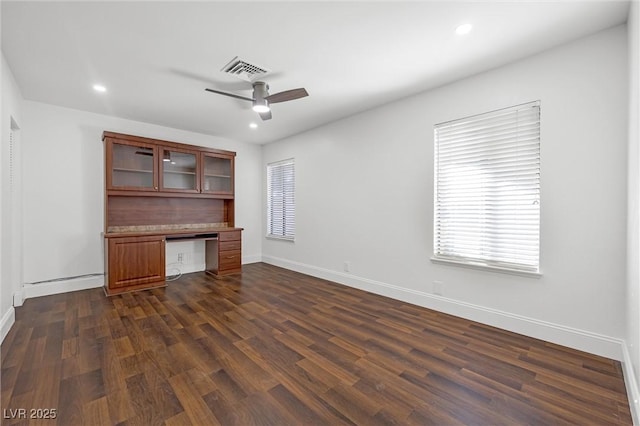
xmin=1 ymin=307 xmax=15 ymax=344
xmin=265 ymin=235 xmax=295 ymax=242
xmin=262 ymin=255 xmax=624 ymax=361
xmin=621 ymin=343 xmax=640 ymax=425
xmin=23 ymin=275 xmax=104 ymax=299
xmin=13 ymin=290 xmax=23 ymax=307
xmin=167 ymin=262 xmax=203 ymax=276
xmin=430 ymin=256 xmax=542 ymax=278
xmin=242 ymin=254 xmax=263 ymax=264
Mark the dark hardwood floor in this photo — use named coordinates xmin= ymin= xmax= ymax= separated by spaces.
xmin=1 ymin=262 xmax=632 ymax=425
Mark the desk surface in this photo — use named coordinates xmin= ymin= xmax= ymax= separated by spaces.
xmin=104 ymin=226 xmax=243 ymax=239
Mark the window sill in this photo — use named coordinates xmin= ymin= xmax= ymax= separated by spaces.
xmin=266 ymin=235 xmax=295 ymax=242
xmin=430 ymin=256 xmax=542 ymax=278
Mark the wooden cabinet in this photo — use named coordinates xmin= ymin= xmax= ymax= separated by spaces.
xmin=201 ymin=152 xmax=234 ymax=195
xmin=103 ymin=131 xmax=242 ymax=295
xmin=104 ymin=132 xmax=237 ymax=232
xmin=159 ymin=146 xmax=200 ymax=193
xmin=206 ymin=230 xmax=242 ymax=276
xmin=106 ymin=236 xmax=166 ymax=295
xmin=105 ymin=132 xmax=234 ymax=195
xmin=106 ymin=139 xmax=158 ymax=191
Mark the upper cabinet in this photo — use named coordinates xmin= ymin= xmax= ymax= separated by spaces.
xmin=104 ymin=132 xmax=235 ymax=197
xmin=107 ymin=139 xmax=158 ymax=191
xmin=201 ymin=152 xmax=234 ymax=195
xmin=159 ymin=147 xmax=200 ymax=193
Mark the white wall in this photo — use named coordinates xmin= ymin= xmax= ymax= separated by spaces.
xmin=1 ymin=53 xmax=24 ymax=341
xmin=263 ymin=25 xmax=628 ymax=359
xmin=626 ymin=0 xmax=640 ymax=420
xmin=20 ymin=101 xmax=262 ymax=288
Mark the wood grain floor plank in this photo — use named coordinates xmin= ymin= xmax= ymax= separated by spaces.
xmin=124 ymin=372 xmax=167 ymax=425
xmin=232 ymin=391 xmax=300 ymax=426
xmin=1 ymin=263 xmax=632 ymax=425
xmin=105 ymin=389 xmax=135 ymax=425
xmin=523 ymin=380 xmax=625 ymax=424
xmin=163 ymin=410 xmax=193 ymax=426
xmin=352 ymin=376 xmax=415 ymax=421
xmin=275 ymin=332 xmax=361 ymax=385
xmin=267 ymin=383 xmax=330 ymax=425
xmin=82 ymin=396 xmax=112 ymax=426
xmin=168 ymin=371 xmax=220 ymax=425
xmin=320 ymin=382 xmax=383 ymax=425
xmin=212 ymin=346 xmax=279 ymax=395
xmin=201 ymin=389 xmax=241 ymax=425
xmin=29 ymin=363 xmax=62 ymax=420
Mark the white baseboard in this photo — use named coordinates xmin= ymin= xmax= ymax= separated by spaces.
xmin=23 ymin=275 xmax=104 ymax=299
xmin=1 ymin=306 xmax=15 ymax=344
xmin=621 ymin=343 xmax=640 ymax=425
xmin=13 ymin=290 xmax=24 ymax=307
xmin=243 ymin=254 xmax=263 ymax=264
xmin=262 ymin=255 xmax=625 ymax=361
xmin=167 ymin=262 xmax=204 ymax=276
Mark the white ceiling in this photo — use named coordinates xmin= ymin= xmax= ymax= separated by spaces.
xmin=1 ymin=1 xmax=630 ymax=144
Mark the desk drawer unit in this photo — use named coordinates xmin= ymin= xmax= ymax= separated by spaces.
xmin=206 ymin=230 xmax=242 ymax=276
xmin=219 ymin=230 xmax=241 ymax=242
xmin=219 ymin=250 xmax=242 ymax=270
xmin=219 ymin=240 xmax=241 ymax=251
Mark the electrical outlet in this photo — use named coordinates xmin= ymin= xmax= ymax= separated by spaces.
xmin=433 ymin=281 xmax=443 ymax=296
xmin=344 ymin=261 xmax=351 ymax=272
xmin=178 ymin=253 xmax=184 ymax=263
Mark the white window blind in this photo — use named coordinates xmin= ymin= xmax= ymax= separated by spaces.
xmin=267 ymin=159 xmax=295 ymax=240
xmin=433 ymin=101 xmax=540 ymax=274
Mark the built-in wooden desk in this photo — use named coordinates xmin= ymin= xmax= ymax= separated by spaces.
xmin=104 ymin=227 xmax=243 ymax=296
xmin=102 ymin=131 xmax=241 ymax=296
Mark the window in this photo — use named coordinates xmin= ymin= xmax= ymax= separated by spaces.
xmin=433 ymin=101 xmax=541 ymax=275
xmin=267 ymin=159 xmax=295 ymax=240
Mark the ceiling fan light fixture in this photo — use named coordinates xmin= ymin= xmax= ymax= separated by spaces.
xmin=205 ymin=80 xmax=306 ymax=122
xmin=252 ymin=99 xmax=270 ymax=113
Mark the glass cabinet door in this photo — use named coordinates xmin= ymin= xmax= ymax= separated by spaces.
xmin=110 ymin=141 xmax=157 ymax=190
xmin=202 ymin=154 xmax=233 ymax=194
xmin=160 ymin=148 xmax=199 ymax=192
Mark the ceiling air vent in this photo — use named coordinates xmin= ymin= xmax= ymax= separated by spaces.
xmin=221 ymin=56 xmax=269 ymax=82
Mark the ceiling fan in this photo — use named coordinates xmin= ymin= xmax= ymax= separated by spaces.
xmin=205 ymin=81 xmax=308 ymax=121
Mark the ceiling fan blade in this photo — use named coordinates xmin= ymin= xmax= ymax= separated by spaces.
xmin=259 ymin=110 xmax=272 ymax=121
xmin=205 ymin=88 xmax=253 ymax=102
xmin=265 ymin=88 xmax=309 ymax=104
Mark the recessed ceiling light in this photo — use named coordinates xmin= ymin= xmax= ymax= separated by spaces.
xmin=92 ymin=84 xmax=107 ymax=93
xmin=455 ymin=23 xmax=473 ymax=35
xmin=249 ymin=123 xmax=258 ymax=129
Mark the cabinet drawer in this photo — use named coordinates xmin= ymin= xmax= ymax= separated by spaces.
xmin=219 ymin=240 xmax=241 ymax=251
xmin=219 ymin=250 xmax=241 ymax=269
xmin=219 ymin=231 xmax=241 ymax=242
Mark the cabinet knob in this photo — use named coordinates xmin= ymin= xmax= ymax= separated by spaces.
xmin=154 ymin=186 xmax=158 ymax=190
